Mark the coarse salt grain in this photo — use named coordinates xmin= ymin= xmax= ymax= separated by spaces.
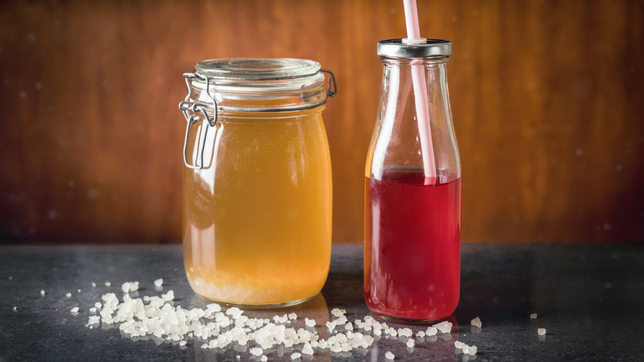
xmin=71 ymin=307 xmax=79 ymax=313
xmin=305 ymin=318 xmax=316 ymax=327
xmin=471 ymin=317 xmax=482 ymax=328
xmin=385 ymin=351 xmax=395 ymax=359
xmin=406 ymin=339 xmax=414 ymax=348
xmin=530 ymin=313 xmax=538 ymax=319
xmin=92 ymin=282 xmax=96 ymax=287
xmin=105 ymin=282 xmax=111 ymax=287
xmin=426 ymin=326 xmax=438 ymax=336
xmin=250 ymin=347 xmax=263 ymax=356
xmin=302 ymin=342 xmax=314 ymax=355
xmin=260 ymin=356 xmax=267 ymax=361
xmin=434 ymin=321 xmax=453 ymax=334
xmin=66 ymin=293 xmax=72 ymax=298
xmin=154 ymin=278 xmax=163 ymax=287
xmin=291 ymin=352 xmax=301 ymax=359
xmin=162 ymin=290 xmax=174 ymax=301
xmin=416 ymin=331 xmax=425 ymax=338
xmin=40 ymin=290 xmax=45 ymax=296
xmin=538 ymin=328 xmax=546 ymax=335
xmin=13 ymin=306 xmax=17 ymax=311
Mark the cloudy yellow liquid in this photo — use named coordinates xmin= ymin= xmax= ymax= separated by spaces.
xmin=183 ymin=108 xmax=332 ymax=306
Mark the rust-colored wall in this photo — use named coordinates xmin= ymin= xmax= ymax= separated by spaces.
xmin=1 ymin=0 xmax=643 ymax=244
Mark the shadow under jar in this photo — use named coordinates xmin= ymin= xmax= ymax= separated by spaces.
xmin=179 ymin=59 xmax=336 ymax=308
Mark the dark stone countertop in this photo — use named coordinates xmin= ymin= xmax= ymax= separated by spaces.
xmin=1 ymin=243 xmax=643 ymax=362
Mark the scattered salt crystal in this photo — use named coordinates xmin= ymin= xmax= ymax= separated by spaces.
xmin=92 ymin=282 xmax=96 ymax=287
xmin=385 ymin=351 xmax=395 ymax=360
xmin=77 ymin=289 xmax=81 ymax=292
xmin=13 ymin=306 xmax=17 ymax=311
xmin=161 ymin=290 xmax=174 ymax=301
xmin=291 ymin=352 xmax=301 ymax=359
xmin=179 ymin=341 xmax=186 ymax=346
xmin=121 ymin=281 xmax=139 ymax=293
xmin=406 ymin=339 xmax=414 ymax=348
xmin=416 ymin=331 xmax=425 ymax=338
xmin=260 ymin=356 xmax=267 ymax=362
xmin=94 ymin=302 xmax=102 ymax=309
xmin=530 ymin=313 xmax=538 ymax=319
xmin=455 ymin=341 xmax=465 ymax=348
xmin=250 ymin=348 xmax=263 ymax=356
xmin=71 ymin=307 xmax=79 ymax=314
xmin=326 ymin=321 xmax=336 ymax=331
xmin=226 ymin=307 xmax=243 ymax=319
xmin=462 ymin=345 xmax=470 ymax=354
xmin=105 ymin=282 xmax=111 ymax=287
xmin=471 ymin=317 xmax=482 ymax=328
xmin=331 ymin=308 xmax=344 ymax=317
xmin=154 ymin=278 xmax=163 ymax=287
xmin=398 ymin=328 xmax=413 ymax=337
xmin=305 ymin=318 xmax=316 ymax=327
xmin=88 ymin=316 xmax=100 ymax=324
xmin=66 ymin=293 xmax=72 ymax=298
xmin=89 ymin=307 xmax=97 ymax=313
xmin=206 ymin=303 xmax=221 ymax=312
xmin=345 ymin=322 xmax=353 ymax=331
xmin=469 ymin=345 xmax=478 ymax=355
xmin=302 ymin=342 xmax=314 ymax=355
xmin=426 ymin=326 xmax=438 ymax=336
xmin=288 ymin=313 xmax=297 ymax=320
xmin=40 ymin=290 xmax=45 ymax=296
xmin=434 ymin=321 xmax=453 ymax=334
xmin=538 ymin=328 xmax=546 ymax=335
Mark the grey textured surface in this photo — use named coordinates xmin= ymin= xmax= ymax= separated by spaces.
xmin=1 ymin=243 xmax=643 ymax=361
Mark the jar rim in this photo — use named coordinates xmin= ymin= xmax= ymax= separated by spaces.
xmin=195 ymin=58 xmax=321 ymax=81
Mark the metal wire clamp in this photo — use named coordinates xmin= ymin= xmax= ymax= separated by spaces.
xmin=320 ymin=69 xmax=338 ymax=98
xmin=178 ymin=73 xmax=217 ymax=170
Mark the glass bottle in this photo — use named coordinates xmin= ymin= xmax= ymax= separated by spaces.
xmin=364 ymin=39 xmax=461 ymax=321
xmin=179 ymin=59 xmax=337 ymax=307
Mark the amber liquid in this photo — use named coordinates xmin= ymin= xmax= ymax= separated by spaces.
xmin=182 ymin=109 xmax=332 ymax=306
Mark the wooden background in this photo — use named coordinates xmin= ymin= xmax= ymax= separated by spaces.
xmin=1 ymin=0 xmax=643 ymax=244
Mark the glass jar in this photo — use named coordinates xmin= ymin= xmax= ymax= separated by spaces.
xmin=179 ymin=59 xmax=336 ymax=308
xmin=364 ymin=40 xmax=461 ymax=321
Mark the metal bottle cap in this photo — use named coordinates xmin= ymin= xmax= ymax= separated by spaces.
xmin=377 ymin=38 xmax=452 ymax=58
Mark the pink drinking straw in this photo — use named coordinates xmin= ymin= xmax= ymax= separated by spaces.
xmin=402 ymin=0 xmax=437 ymax=185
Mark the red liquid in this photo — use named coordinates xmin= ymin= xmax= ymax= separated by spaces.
xmin=364 ymin=171 xmax=461 ymax=321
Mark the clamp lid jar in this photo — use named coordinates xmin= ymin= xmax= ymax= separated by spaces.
xmin=179 ymin=58 xmax=336 ymax=308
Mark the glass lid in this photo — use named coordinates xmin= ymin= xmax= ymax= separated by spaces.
xmin=195 ymin=58 xmax=321 ymax=81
